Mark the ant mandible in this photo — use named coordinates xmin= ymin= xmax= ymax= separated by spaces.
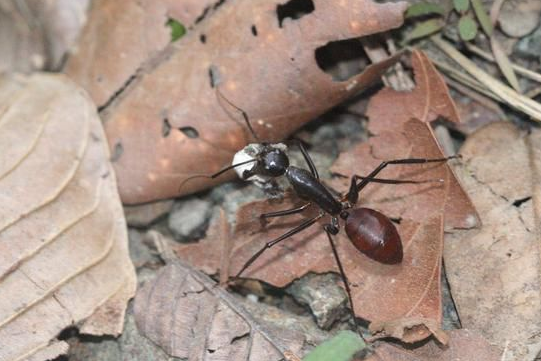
xmin=183 ymin=89 xmax=455 ymax=335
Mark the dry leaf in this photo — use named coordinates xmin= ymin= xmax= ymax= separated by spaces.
xmin=0 ymin=73 xmax=135 ymax=360
xmin=134 ymin=258 xmax=305 ymax=360
xmin=444 ymin=122 xmax=541 ymax=361
xmin=177 ymin=191 xmax=445 ymax=343
xmin=177 ymin=51 xmax=479 ymax=344
xmin=65 ymin=0 xmax=215 ymax=107
xmin=364 ymin=329 xmax=501 ymax=361
xmin=98 ymin=0 xmax=408 ymax=204
xmin=365 ymin=50 xmax=461 ymax=136
xmin=0 ymin=0 xmax=90 ymax=73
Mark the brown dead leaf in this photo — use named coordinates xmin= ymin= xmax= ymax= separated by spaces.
xmin=177 ymin=52 xmax=479 ymax=344
xmin=97 ymin=0 xmax=408 ymax=204
xmin=331 ymin=119 xmax=478 ymax=230
xmin=177 ymin=192 xmax=445 ymax=343
xmin=333 ymin=50 xmax=478 ymax=230
xmin=0 ymin=73 xmax=135 ymax=360
xmin=134 ymin=257 xmax=305 ymax=360
xmin=65 ymin=0 xmax=215 ymax=107
xmin=363 ymin=329 xmax=501 ymax=361
xmin=444 ymin=122 xmax=541 ymax=361
xmin=324 ymin=51 xmax=478 ymax=342
xmin=366 ymin=50 xmax=461 ymax=136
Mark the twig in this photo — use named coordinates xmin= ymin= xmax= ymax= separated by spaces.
xmin=442 ymin=75 xmax=506 ymax=120
xmin=465 ymin=43 xmax=541 ymax=84
xmin=431 ymin=35 xmax=541 ymax=122
xmin=429 ymin=57 xmax=503 ymax=102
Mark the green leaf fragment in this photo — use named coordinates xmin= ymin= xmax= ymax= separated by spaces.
xmin=406 ymin=2 xmax=446 ymax=18
xmin=453 ymin=0 xmax=470 ymax=12
xmin=303 ymin=331 xmax=366 ymax=361
xmin=403 ymin=19 xmax=445 ymax=44
xmin=167 ymin=18 xmax=186 ymax=42
xmin=458 ymin=15 xmax=478 ymax=41
xmin=471 ymin=0 xmax=493 ymax=36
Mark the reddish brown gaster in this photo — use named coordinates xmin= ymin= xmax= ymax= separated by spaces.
xmin=345 ymin=208 xmax=403 ymax=264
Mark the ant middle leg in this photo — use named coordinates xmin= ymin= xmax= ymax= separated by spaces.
xmin=235 ymin=213 xmax=324 ymax=277
xmin=296 ymin=140 xmax=319 ymax=179
xmin=260 ymin=202 xmax=311 ymax=219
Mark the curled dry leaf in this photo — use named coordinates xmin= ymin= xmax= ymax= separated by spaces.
xmin=0 ymin=0 xmax=90 ymax=73
xmin=134 ymin=258 xmax=304 ymax=360
xmin=326 ymin=50 xmax=479 ymax=341
xmin=0 ymin=73 xmax=135 ymax=360
xmin=364 ymin=329 xmax=501 ymax=361
xmin=444 ymin=122 xmax=541 ymax=361
xmin=65 ymin=0 xmax=216 ymax=107
xmin=97 ymin=0 xmax=408 ymax=204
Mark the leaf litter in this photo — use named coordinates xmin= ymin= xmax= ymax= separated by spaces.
xmin=134 ymin=231 xmax=308 ymax=361
xmin=176 ymin=49 xmax=480 ymax=344
xmin=0 ymin=73 xmax=135 ymax=361
xmin=93 ymin=0 xmax=408 ymax=203
xmin=445 ymin=121 xmax=541 ymax=361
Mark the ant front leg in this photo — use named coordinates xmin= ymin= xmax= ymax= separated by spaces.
xmin=289 ymin=139 xmax=319 ymax=179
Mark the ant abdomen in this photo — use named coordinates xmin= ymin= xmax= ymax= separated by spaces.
xmin=344 ymin=208 xmax=403 ymax=264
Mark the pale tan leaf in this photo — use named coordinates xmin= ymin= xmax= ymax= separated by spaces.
xmin=445 ymin=122 xmax=541 ymax=361
xmin=0 ymin=0 xmax=90 ymax=72
xmin=0 ymin=73 xmax=135 ymax=361
xmin=366 ymin=329 xmax=501 ymax=361
xmin=134 ymin=259 xmax=305 ymax=360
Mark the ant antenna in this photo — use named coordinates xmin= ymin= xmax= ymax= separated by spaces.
xmin=178 ymin=158 xmax=258 ymax=193
xmin=215 ymin=87 xmax=261 ymax=143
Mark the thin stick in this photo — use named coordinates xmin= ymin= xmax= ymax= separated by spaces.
xmin=431 ymin=35 xmax=541 ymax=122
xmin=465 ymin=43 xmax=541 ymax=84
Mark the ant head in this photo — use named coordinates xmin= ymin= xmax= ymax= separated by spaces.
xmin=260 ymin=147 xmax=289 ymax=177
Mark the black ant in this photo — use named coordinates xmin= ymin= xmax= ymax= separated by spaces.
xmin=182 ymin=89 xmax=455 ymax=336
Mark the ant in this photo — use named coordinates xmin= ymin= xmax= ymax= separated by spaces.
xmin=182 ymin=89 xmax=455 ymax=336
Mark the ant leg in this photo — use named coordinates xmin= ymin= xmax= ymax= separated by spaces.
xmin=355 ymin=156 xmax=456 ymax=194
xmin=260 ymin=203 xmax=311 ymax=219
xmin=235 ymin=213 xmax=324 ymax=277
xmin=323 ymin=222 xmax=365 ymax=341
xmin=292 ymin=140 xmax=319 ymax=179
xmin=345 ymin=174 xmax=445 ymax=204
xmin=353 ymin=175 xmax=443 ymax=185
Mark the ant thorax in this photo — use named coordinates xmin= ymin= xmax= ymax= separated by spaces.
xmin=232 ymin=143 xmax=288 ymax=196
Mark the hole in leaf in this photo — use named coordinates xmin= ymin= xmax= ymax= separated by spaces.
xmin=213 ymin=0 xmax=226 ymax=9
xmin=166 ymin=18 xmax=186 ymax=42
xmin=315 ymin=38 xmax=368 ymax=82
xmin=251 ymin=24 xmax=258 ymax=36
xmin=200 ymin=34 xmax=207 ymax=43
xmin=208 ymin=65 xmax=220 ymax=88
xmin=276 ymin=0 xmax=315 ymax=28
xmin=110 ymin=142 xmax=123 ymax=162
xmin=162 ymin=118 xmax=172 ymax=137
xmin=512 ymin=196 xmax=531 ymax=207
xmin=179 ymin=126 xmax=199 ymax=138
